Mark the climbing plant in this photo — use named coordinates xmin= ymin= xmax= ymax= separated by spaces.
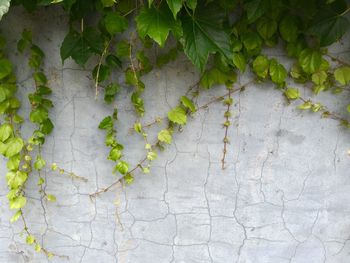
xmin=0 ymin=0 xmax=350 ymax=257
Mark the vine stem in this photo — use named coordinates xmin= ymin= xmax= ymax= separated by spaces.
xmin=325 ymin=54 xmax=350 ymax=67
xmin=221 ymin=86 xmax=233 ymax=170
xmin=90 ymin=81 xmax=251 ymax=197
xmin=95 ymin=40 xmax=111 ymax=98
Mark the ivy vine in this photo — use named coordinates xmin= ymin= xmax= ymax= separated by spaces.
xmin=0 ymin=0 xmax=349 ymax=258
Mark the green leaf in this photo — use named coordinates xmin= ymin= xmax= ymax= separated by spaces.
xmin=40 ymin=118 xmax=54 ymax=135
xmin=200 ymin=68 xmax=236 ymax=89
xmin=60 ymin=30 xmax=92 ymax=66
xmin=6 ymin=171 xmax=27 ymax=189
xmin=334 ymin=66 xmax=350 ymax=85
xmin=186 ymin=0 xmax=197 ymax=10
xmin=30 ymin=107 xmax=48 ymax=123
xmin=158 ymin=129 xmax=172 ymax=144
xmin=147 ymin=151 xmax=157 ymax=161
xmin=34 ymin=156 xmax=46 ymax=170
xmin=5 ymin=137 xmax=24 ymax=158
xmin=115 ymin=160 xmax=129 ymax=175
xmin=26 ymin=235 xmax=35 ymax=245
xmin=134 ymin=122 xmax=142 ymax=134
xmin=0 ymin=123 xmax=12 ymax=142
xmin=284 ymin=88 xmax=300 ymax=100
xmin=244 ymin=0 xmax=269 ymax=22
xmin=298 ymin=101 xmax=312 ymax=110
xmin=252 ymin=55 xmax=269 ymax=78
xmin=46 ymin=194 xmax=56 ymax=202
xmin=136 ymin=6 xmax=176 ymax=47
xmin=269 ymin=59 xmax=287 ymax=84
xmin=241 ymin=31 xmax=262 ymax=51
xmin=257 ymin=17 xmax=277 ymax=40
xmin=232 ymin=52 xmax=246 ymax=72
xmin=168 ymin=106 xmax=187 ymax=125
xmin=311 ymin=71 xmax=328 ymax=85
xmin=181 ymin=3 xmax=231 ymax=72
xmin=0 ymin=0 xmax=10 ymax=21
xmin=0 ymin=59 xmax=12 ymax=80
xmin=308 ymin=9 xmax=350 ymax=46
xmin=124 ymin=173 xmax=134 ymax=184
xmin=180 ymin=96 xmax=196 ymax=112
xmin=98 ymin=116 xmax=113 ymax=130
xmin=279 ymin=15 xmax=299 ymax=42
xmin=166 ymin=0 xmax=182 ymax=18
xmin=9 ymin=195 xmax=26 ymax=210
xmin=298 ymin=48 xmax=322 ymax=74
xmin=108 ymin=147 xmax=122 ymax=161
xmin=101 ymin=0 xmax=115 ymax=7
xmin=7 ymin=154 xmax=20 ymax=170
xmin=116 ymin=41 xmax=130 ymax=58
xmin=104 ymin=12 xmax=128 ymax=35
xmin=347 ymin=104 xmax=350 ymax=113
xmin=10 ymin=210 xmax=22 ymax=223
xmin=104 ymin=83 xmax=120 ymax=103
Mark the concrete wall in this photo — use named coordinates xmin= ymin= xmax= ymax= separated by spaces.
xmin=0 ymin=7 xmax=350 ymax=263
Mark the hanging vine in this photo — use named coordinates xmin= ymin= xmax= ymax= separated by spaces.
xmin=0 ymin=0 xmax=349 ymax=257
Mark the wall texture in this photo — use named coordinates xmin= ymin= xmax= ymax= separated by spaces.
xmin=0 ymin=7 xmax=350 ymax=263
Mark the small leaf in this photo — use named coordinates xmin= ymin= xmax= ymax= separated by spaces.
xmin=0 ymin=59 xmax=12 ymax=80
xmin=334 ymin=66 xmax=350 ymax=85
xmin=252 ymin=55 xmax=269 ymax=78
xmin=297 ymin=101 xmax=312 ymax=110
xmin=298 ymin=48 xmax=322 ymax=74
xmin=124 ymin=173 xmax=134 ymax=184
xmin=108 ymin=147 xmax=122 ymax=161
xmin=104 ymin=12 xmax=128 ymax=35
xmin=0 ymin=123 xmax=12 ymax=142
xmin=180 ymin=96 xmax=196 ymax=112
xmin=98 ymin=116 xmax=113 ymax=130
xmin=279 ymin=15 xmax=299 ymax=42
xmin=147 ymin=151 xmax=157 ymax=161
xmin=134 ymin=122 xmax=142 ymax=133
xmin=34 ymin=156 xmax=46 ymax=170
xmin=232 ymin=52 xmax=246 ymax=72
xmin=168 ymin=106 xmax=187 ymax=125
xmin=347 ymin=104 xmax=350 ymax=113
xmin=257 ymin=17 xmax=277 ymax=40
xmin=311 ymin=71 xmax=328 ymax=85
xmin=269 ymin=59 xmax=287 ymax=84
xmin=46 ymin=194 xmax=56 ymax=202
xmin=5 ymin=137 xmax=24 ymax=158
xmin=158 ymin=129 xmax=172 ymax=144
xmin=9 ymin=195 xmax=26 ymax=210
xmin=284 ymin=88 xmax=300 ymax=100
xmin=30 ymin=107 xmax=48 ymax=123
xmin=115 ymin=160 xmax=129 ymax=175
xmin=26 ymin=235 xmax=35 ymax=245
xmin=10 ymin=210 xmax=21 ymax=223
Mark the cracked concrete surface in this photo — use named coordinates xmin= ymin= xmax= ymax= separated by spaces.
xmin=1 ymin=7 xmax=350 ymax=263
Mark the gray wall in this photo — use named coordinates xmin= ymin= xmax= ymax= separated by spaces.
xmin=0 ymin=7 xmax=350 ymax=263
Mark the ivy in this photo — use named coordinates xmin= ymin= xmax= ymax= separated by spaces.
xmin=1 ymin=0 xmax=350 ymax=258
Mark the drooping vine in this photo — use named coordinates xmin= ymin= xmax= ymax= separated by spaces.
xmin=0 ymin=0 xmax=349 ymax=257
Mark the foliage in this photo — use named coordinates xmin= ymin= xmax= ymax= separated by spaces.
xmin=0 ymin=0 xmax=350 ymax=258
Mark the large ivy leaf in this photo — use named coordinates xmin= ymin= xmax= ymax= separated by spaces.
xmin=0 ymin=0 xmax=10 ymax=21
xmin=181 ymin=3 xmax=231 ymax=72
xmin=136 ymin=6 xmax=176 ymax=47
xmin=308 ymin=9 xmax=350 ymax=46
